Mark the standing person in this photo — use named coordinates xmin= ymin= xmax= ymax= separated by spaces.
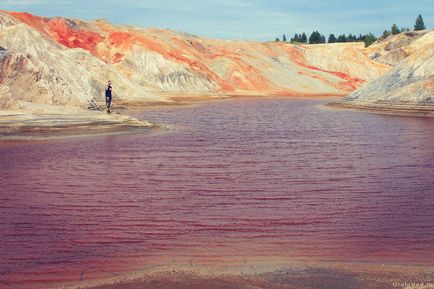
xmin=105 ymin=80 xmax=112 ymax=113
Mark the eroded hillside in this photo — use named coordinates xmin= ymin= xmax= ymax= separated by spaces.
xmin=0 ymin=10 xmax=391 ymax=109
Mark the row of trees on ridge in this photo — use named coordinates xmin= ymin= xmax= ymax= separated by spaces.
xmin=275 ymin=14 xmax=426 ymax=47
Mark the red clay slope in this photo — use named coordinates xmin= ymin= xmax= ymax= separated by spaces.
xmin=8 ymin=12 xmax=103 ymax=56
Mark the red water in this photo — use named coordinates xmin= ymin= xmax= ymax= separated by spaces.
xmin=1 ymin=98 xmax=434 ymax=288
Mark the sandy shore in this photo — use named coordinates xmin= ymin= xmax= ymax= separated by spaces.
xmin=327 ymin=101 xmax=434 ymax=117
xmin=0 ymin=105 xmax=155 ymax=140
xmin=53 ymin=261 xmax=434 ymax=289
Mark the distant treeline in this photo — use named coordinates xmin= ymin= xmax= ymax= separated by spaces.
xmin=275 ymin=14 xmax=426 ymax=47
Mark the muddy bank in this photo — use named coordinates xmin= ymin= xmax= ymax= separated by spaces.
xmin=116 ymin=93 xmax=344 ymax=109
xmin=327 ymin=101 xmax=434 ymax=117
xmin=56 ymin=262 xmax=434 ymax=289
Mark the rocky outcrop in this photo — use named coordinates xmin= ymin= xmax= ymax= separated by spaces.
xmin=333 ymin=30 xmax=434 ymax=113
xmin=0 ymin=84 xmax=15 ymax=109
xmin=366 ymin=30 xmax=431 ymax=66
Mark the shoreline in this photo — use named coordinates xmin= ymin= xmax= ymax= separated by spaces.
xmin=0 ymin=109 xmax=156 ymax=141
xmin=123 ymin=92 xmax=345 ymax=108
xmin=2 ymin=95 xmax=434 ymax=141
xmin=53 ymin=259 xmax=434 ymax=289
xmin=0 ymin=94 xmax=343 ymax=141
xmin=327 ymin=101 xmax=434 ymax=117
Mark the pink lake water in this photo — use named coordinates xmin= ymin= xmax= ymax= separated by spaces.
xmin=0 ymin=98 xmax=434 ymax=288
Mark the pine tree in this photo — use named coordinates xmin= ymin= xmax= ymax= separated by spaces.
xmin=309 ymin=31 xmax=317 ymax=44
xmin=391 ymin=24 xmax=400 ymax=35
xmin=382 ymin=30 xmax=391 ymax=39
xmin=283 ymin=34 xmax=287 ymax=42
xmin=363 ymin=33 xmax=377 ymax=47
xmin=309 ymin=31 xmax=324 ymax=44
xmin=301 ymin=33 xmax=307 ymax=43
xmin=275 ymin=37 xmax=280 ymax=42
xmin=294 ymin=33 xmax=300 ymax=42
xmin=328 ymin=34 xmax=337 ymax=43
xmin=337 ymin=34 xmax=347 ymax=42
xmin=414 ymin=14 xmax=426 ymax=31
xmin=309 ymin=32 xmax=314 ymax=44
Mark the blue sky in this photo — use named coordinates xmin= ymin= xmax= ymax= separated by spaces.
xmin=1 ymin=0 xmax=432 ymax=40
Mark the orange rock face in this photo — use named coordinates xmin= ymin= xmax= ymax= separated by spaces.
xmin=8 ymin=12 xmax=103 ymax=56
